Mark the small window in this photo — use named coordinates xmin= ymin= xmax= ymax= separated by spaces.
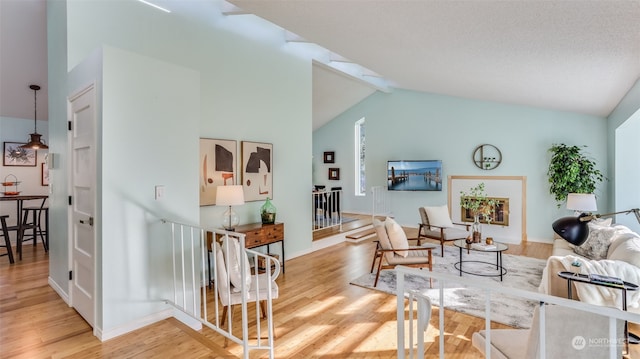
xmin=355 ymin=118 xmax=366 ymax=196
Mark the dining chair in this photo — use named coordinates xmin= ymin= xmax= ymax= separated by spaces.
xmin=17 ymin=200 xmax=49 ymax=259
xmin=0 ymin=215 xmax=14 ymax=264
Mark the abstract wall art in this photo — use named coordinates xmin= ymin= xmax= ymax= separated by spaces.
xmin=199 ymin=138 xmax=237 ymax=206
xmin=241 ymin=141 xmax=273 ymax=202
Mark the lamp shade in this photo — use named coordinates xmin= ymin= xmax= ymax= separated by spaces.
xmin=566 ymin=193 xmax=597 ymax=212
xmin=552 ymin=213 xmax=590 ymax=246
xmin=216 ymin=185 xmax=245 ymax=206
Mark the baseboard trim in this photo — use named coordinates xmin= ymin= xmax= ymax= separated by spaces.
xmin=98 ymin=307 xmax=173 ymax=341
xmin=48 ymin=276 xmax=70 ymax=305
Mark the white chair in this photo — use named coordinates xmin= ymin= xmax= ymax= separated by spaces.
xmin=472 ymin=304 xmax=624 ymax=358
xmin=418 ymin=206 xmax=470 ymax=257
xmin=214 ymin=238 xmax=280 ymax=327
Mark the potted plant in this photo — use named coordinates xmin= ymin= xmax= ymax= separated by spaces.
xmin=460 ymin=183 xmax=496 ymax=242
xmin=547 ymin=144 xmax=605 ymax=208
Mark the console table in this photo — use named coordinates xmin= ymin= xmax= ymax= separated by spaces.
xmin=207 ymin=223 xmax=285 ymax=276
xmin=232 ymin=222 xmax=285 ymax=273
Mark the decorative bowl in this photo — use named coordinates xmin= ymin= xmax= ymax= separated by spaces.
xmin=1 ymin=191 xmax=20 ymax=196
xmin=1 ymin=182 xmax=15 ymax=186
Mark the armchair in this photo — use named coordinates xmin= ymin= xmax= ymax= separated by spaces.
xmin=372 ymin=218 xmax=437 ymax=287
xmin=214 ymin=237 xmax=280 ymax=327
xmin=418 ymin=206 xmax=470 ymax=257
xmin=472 ymin=304 xmax=623 ymax=358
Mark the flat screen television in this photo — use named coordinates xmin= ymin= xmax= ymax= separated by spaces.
xmin=387 ymin=160 xmax=442 ymax=191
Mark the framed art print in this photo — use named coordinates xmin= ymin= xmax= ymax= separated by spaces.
xmin=41 ymin=162 xmax=49 ymax=186
xmin=241 ymin=141 xmax=273 ymax=202
xmin=323 ymin=151 xmax=335 ymax=163
xmin=329 ymin=168 xmax=340 ymax=180
xmin=199 ymin=138 xmax=237 ymax=206
xmin=3 ymin=142 xmax=36 ymax=167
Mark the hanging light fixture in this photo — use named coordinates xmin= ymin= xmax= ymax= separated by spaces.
xmin=19 ymin=84 xmax=48 ymax=150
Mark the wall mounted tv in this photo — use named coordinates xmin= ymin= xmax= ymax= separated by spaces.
xmin=387 ymin=160 xmax=442 ymax=191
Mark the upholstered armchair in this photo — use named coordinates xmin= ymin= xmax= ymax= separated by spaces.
xmin=418 ymin=206 xmax=471 ymax=256
xmin=472 ymin=304 xmax=623 ymax=358
xmin=372 ymin=218 xmax=437 ymax=287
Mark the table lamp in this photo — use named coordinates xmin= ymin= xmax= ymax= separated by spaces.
xmin=566 ymin=193 xmax=597 ymax=215
xmin=216 ymin=185 xmax=245 ymax=231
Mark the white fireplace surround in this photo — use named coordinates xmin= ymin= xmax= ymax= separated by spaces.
xmin=448 ymin=175 xmax=526 ymax=244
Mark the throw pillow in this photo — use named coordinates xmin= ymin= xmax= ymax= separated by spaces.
xmin=221 ymin=235 xmax=252 ymax=292
xmin=424 ymin=205 xmax=453 ymax=228
xmin=385 ymin=217 xmax=409 ymax=257
xmin=573 ymin=224 xmax=618 ymax=260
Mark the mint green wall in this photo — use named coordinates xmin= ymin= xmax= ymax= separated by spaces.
xmin=313 ymin=89 xmax=608 ymax=242
xmin=46 ymin=0 xmax=69 ymax=295
xmin=48 ymin=0 xmax=311 ymax=338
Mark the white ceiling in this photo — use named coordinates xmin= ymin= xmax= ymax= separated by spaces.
xmin=0 ymin=0 xmax=48 ymax=122
xmin=3 ymin=1 xmax=639 ymax=131
xmin=231 ymin=0 xmax=640 ymax=127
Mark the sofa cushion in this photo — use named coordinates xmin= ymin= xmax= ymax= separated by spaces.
xmin=572 ymin=223 xmax=618 ymax=260
xmin=608 ymin=236 xmax=640 ymax=268
xmin=424 ymin=205 xmax=453 ymax=228
xmin=385 ymin=217 xmax=409 ymax=257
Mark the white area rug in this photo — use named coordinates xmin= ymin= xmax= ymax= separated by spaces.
xmin=350 ymin=245 xmax=547 ymax=328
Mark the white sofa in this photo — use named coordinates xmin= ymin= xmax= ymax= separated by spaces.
xmin=539 ymin=221 xmax=640 ymax=313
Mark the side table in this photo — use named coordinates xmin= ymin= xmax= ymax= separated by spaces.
xmin=557 ymin=271 xmax=639 ymax=354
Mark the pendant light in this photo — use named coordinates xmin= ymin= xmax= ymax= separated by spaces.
xmin=19 ymin=84 xmax=48 ymax=150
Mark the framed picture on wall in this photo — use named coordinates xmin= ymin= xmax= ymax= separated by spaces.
xmin=241 ymin=141 xmax=273 ymax=202
xmin=199 ymin=138 xmax=237 ymax=206
xmin=323 ymin=151 xmax=335 ymax=163
xmin=3 ymin=142 xmax=36 ymax=167
xmin=328 ymin=168 xmax=340 ymax=180
xmin=41 ymin=162 xmax=49 ymax=186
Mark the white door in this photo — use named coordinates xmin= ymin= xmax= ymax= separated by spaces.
xmin=68 ymin=84 xmax=97 ymax=327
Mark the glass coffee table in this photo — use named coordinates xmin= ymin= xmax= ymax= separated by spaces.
xmin=453 ymin=239 xmax=509 ymax=281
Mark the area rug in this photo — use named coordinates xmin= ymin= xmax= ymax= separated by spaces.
xmin=350 ymin=245 xmax=547 ymax=328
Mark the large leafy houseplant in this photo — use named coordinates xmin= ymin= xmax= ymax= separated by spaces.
xmin=547 ymin=144 xmax=605 ymax=207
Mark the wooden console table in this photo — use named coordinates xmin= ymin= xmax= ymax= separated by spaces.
xmin=207 ymin=222 xmax=285 ymax=278
xmin=225 ymin=222 xmax=285 ymax=273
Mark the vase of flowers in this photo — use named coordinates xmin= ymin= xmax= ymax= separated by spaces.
xmin=460 ymin=183 xmax=496 ymax=243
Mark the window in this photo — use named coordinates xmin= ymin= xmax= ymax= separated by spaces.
xmin=355 ymin=118 xmax=366 ymax=196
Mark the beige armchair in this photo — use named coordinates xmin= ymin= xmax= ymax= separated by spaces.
xmin=472 ymin=304 xmax=623 ymax=358
xmin=372 ymin=218 xmax=437 ymax=287
xmin=418 ymin=206 xmax=470 ymax=256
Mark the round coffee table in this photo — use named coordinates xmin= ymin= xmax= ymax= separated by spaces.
xmin=453 ymin=239 xmax=508 ymax=281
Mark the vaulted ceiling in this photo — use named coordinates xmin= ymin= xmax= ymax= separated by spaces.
xmin=3 ymin=1 xmax=639 ymax=130
xmin=231 ymin=0 xmax=640 ymax=127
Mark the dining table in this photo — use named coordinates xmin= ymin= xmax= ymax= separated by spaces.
xmin=0 ymin=194 xmax=48 ymax=258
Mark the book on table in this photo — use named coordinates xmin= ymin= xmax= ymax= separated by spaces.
xmin=589 ymin=273 xmax=624 ymax=286
xmin=471 ymin=243 xmax=497 ymax=251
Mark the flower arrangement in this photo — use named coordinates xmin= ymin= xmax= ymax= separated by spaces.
xmin=460 ymin=183 xmax=496 ymax=224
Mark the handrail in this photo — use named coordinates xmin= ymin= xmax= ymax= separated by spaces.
xmin=312 ymin=189 xmax=342 ymax=232
xmin=395 ymin=266 xmax=640 ymax=358
xmin=160 ymin=219 xmax=279 ymax=359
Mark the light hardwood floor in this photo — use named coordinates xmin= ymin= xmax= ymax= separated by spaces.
xmin=1 ymin=223 xmax=638 ymax=358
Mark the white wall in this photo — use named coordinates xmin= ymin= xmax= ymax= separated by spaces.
xmin=615 ymin=109 xmax=640 ymax=232
xmin=608 ymin=78 xmax=640 ymax=226
xmin=313 ymin=89 xmax=609 ymax=243
xmin=47 ymin=0 xmax=312 ymax=338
